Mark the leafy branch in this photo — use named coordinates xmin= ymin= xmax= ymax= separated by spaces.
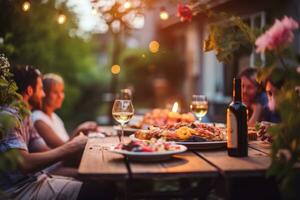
xmin=203 ymin=12 xmax=258 ymax=64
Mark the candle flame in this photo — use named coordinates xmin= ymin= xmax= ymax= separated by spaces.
xmin=171 ymin=102 xmax=179 ymax=113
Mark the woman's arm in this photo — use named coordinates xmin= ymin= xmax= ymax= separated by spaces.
xmin=248 ymin=103 xmax=263 ymax=127
xmin=34 ymin=120 xmax=65 ymax=148
xmin=71 ymin=121 xmax=98 ymax=137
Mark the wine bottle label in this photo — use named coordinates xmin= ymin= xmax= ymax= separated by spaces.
xmin=227 ymin=109 xmax=238 ymax=148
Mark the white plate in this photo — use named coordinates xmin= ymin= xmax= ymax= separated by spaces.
xmin=129 ymin=134 xmax=227 ymax=150
xmin=108 ymin=145 xmax=187 ymax=162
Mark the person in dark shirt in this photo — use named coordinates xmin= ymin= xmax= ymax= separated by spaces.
xmin=262 ymin=68 xmax=285 ymax=123
xmin=238 ymin=67 xmax=268 ymax=126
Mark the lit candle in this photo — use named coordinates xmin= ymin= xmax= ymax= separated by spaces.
xmin=168 ymin=102 xmax=181 ymax=121
xmin=172 ymin=102 xmax=179 ymax=113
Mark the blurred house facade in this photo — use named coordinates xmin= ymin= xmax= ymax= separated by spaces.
xmin=151 ymin=0 xmax=300 ymax=122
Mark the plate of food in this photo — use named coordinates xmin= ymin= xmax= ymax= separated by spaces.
xmin=109 ymin=140 xmax=187 ymax=161
xmin=114 ymin=108 xmax=196 ymax=136
xmin=129 ymin=109 xmax=196 ymax=129
xmin=130 ymin=122 xmax=227 ymax=150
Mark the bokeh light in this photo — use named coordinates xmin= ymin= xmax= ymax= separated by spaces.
xmin=149 ymin=41 xmax=160 ymax=53
xmin=124 ymin=1 xmax=131 ymax=9
xmin=111 ymin=64 xmax=121 ymax=74
xmin=160 ymin=9 xmax=169 ymax=20
xmin=22 ymin=1 xmax=31 ymax=12
xmin=57 ymin=13 xmax=66 ymax=24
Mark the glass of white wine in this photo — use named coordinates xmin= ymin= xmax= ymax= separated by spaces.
xmin=190 ymin=95 xmax=208 ymax=122
xmin=112 ymin=99 xmax=134 ymax=143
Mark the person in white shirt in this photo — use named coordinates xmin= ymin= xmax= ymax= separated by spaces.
xmin=32 ymin=73 xmax=99 ymax=148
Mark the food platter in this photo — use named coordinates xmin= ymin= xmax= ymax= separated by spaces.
xmin=129 ymin=134 xmax=227 ymax=150
xmin=108 ymin=144 xmax=187 ymax=162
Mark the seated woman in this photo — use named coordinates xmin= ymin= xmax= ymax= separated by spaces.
xmin=32 ymin=73 xmax=99 ymax=148
xmin=238 ymin=68 xmax=268 ymax=127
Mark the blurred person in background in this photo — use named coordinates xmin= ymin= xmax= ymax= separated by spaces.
xmin=256 ymin=68 xmax=285 ymax=143
xmin=238 ymin=68 xmax=268 ymax=126
xmin=262 ymin=68 xmax=285 ymax=123
xmin=32 ymin=73 xmax=100 ymax=149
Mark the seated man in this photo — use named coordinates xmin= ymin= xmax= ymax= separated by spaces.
xmin=0 ymin=66 xmax=88 ymax=199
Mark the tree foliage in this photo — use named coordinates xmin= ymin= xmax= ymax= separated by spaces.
xmin=0 ymin=0 xmax=109 ymax=129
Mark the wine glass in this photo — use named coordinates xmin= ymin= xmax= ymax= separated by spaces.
xmin=112 ymin=99 xmax=134 ymax=143
xmin=190 ymin=95 xmax=208 ymax=122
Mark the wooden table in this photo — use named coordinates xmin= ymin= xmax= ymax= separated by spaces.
xmin=79 ymin=136 xmax=271 ymax=180
xmin=78 ymin=128 xmax=275 ymax=199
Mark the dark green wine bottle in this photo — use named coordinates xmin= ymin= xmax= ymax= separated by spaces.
xmin=227 ymin=78 xmax=248 ymax=157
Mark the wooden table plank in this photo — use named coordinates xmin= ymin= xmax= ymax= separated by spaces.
xmin=129 ymin=151 xmax=218 ymax=179
xmin=249 ymin=141 xmax=271 ymax=155
xmin=78 ymin=137 xmax=129 ymax=179
xmin=195 ymin=147 xmax=271 ymax=177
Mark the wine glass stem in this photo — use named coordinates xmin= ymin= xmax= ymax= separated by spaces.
xmin=198 ymin=117 xmax=202 ymax=122
xmin=120 ymin=123 xmax=124 ymax=143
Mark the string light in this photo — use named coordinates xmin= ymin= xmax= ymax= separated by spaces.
xmin=111 ymin=64 xmax=121 ymax=74
xmin=22 ymin=1 xmax=31 ymax=12
xmin=124 ymin=1 xmax=132 ymax=9
xmin=57 ymin=12 xmax=66 ymax=24
xmin=160 ymin=7 xmax=169 ymax=20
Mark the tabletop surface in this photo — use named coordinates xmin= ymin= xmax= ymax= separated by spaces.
xmin=78 ymin=127 xmax=272 ymax=180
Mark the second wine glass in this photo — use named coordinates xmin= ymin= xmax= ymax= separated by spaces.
xmin=190 ymin=95 xmax=208 ymax=122
xmin=112 ymin=99 xmax=134 ymax=143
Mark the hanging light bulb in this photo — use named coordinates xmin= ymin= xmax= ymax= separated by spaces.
xmin=160 ymin=7 xmax=169 ymax=20
xmin=57 ymin=12 xmax=66 ymax=24
xmin=22 ymin=1 xmax=31 ymax=12
xmin=124 ymin=1 xmax=132 ymax=9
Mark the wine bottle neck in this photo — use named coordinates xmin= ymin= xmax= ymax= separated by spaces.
xmin=233 ymin=78 xmax=242 ymax=102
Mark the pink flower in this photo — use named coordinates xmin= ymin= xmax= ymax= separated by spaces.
xmin=281 ymin=16 xmax=299 ymax=29
xmin=255 ymin=34 xmax=273 ymax=53
xmin=177 ymin=3 xmax=192 ymax=22
xmin=255 ymin=16 xmax=299 ymax=53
